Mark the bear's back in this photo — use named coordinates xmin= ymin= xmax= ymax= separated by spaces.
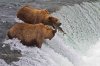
xmin=17 ymin=6 xmax=50 ymax=24
xmin=8 ymin=23 xmax=44 ymax=40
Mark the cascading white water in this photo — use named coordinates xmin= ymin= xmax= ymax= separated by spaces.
xmin=1 ymin=1 xmax=100 ymax=66
xmin=52 ymin=2 xmax=100 ymax=53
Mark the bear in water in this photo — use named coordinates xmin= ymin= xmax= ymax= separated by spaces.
xmin=7 ymin=23 xmax=56 ymax=48
xmin=17 ymin=6 xmax=61 ymax=29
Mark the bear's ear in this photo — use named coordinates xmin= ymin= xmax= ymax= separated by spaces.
xmin=48 ymin=16 xmax=53 ymax=20
xmin=48 ymin=16 xmax=58 ymax=21
xmin=48 ymin=16 xmax=54 ymax=23
xmin=43 ymin=9 xmax=48 ymax=12
xmin=43 ymin=9 xmax=50 ymax=14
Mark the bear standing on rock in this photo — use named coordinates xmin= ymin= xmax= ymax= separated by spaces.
xmin=17 ymin=6 xmax=61 ymax=29
xmin=7 ymin=23 xmax=56 ymax=48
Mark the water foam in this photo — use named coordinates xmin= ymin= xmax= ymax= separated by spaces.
xmin=3 ymin=37 xmax=74 ymax=66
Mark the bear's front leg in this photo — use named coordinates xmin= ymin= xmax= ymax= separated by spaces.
xmin=35 ymin=39 xmax=44 ymax=48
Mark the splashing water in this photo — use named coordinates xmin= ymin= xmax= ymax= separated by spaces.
xmin=3 ymin=37 xmax=74 ymax=66
xmin=83 ymin=38 xmax=100 ymax=66
xmin=52 ymin=2 xmax=100 ymax=53
xmin=1 ymin=1 xmax=100 ymax=66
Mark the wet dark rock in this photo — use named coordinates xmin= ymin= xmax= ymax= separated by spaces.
xmin=0 ymin=42 xmax=22 ymax=64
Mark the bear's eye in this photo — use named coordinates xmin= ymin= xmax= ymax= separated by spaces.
xmin=46 ymin=28 xmax=50 ymax=30
xmin=55 ymin=19 xmax=58 ymax=22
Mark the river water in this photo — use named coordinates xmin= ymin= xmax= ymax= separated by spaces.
xmin=0 ymin=0 xmax=100 ymax=66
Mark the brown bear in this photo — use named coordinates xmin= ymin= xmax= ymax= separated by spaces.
xmin=7 ymin=23 xmax=56 ymax=48
xmin=16 ymin=6 xmax=61 ymax=29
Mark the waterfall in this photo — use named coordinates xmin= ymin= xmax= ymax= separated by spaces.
xmin=52 ymin=2 xmax=100 ymax=53
xmin=1 ymin=2 xmax=100 ymax=66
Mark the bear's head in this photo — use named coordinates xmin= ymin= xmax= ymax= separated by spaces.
xmin=43 ymin=25 xmax=56 ymax=40
xmin=48 ymin=16 xmax=61 ymax=28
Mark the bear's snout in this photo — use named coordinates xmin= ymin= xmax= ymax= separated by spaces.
xmin=57 ymin=22 xmax=61 ymax=26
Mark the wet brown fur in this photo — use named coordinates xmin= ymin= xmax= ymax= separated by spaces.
xmin=7 ymin=23 xmax=56 ymax=48
xmin=17 ymin=6 xmax=61 ymax=28
xmin=17 ymin=6 xmax=66 ymax=34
